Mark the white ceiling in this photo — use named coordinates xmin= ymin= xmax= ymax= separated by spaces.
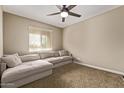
xmin=3 ymin=5 xmax=120 ymax=28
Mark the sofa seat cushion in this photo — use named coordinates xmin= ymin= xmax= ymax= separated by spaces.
xmin=43 ymin=57 xmax=62 ymax=64
xmin=1 ymin=60 xmax=53 ymax=83
xmin=59 ymin=56 xmax=73 ymax=62
xmin=44 ymin=56 xmax=72 ymax=64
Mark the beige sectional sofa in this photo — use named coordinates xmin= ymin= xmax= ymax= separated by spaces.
xmin=0 ymin=50 xmax=73 ymax=88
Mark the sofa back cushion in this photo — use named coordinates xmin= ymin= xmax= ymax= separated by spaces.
xmin=54 ymin=51 xmax=60 ymax=57
xmin=39 ymin=52 xmax=55 ymax=59
xmin=59 ymin=50 xmax=69 ymax=56
xmin=1 ymin=53 xmax=22 ymax=68
xmin=20 ymin=54 xmax=40 ymax=62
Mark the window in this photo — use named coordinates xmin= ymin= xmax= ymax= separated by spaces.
xmin=29 ymin=26 xmax=52 ymax=52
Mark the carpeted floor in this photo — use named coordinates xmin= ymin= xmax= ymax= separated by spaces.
xmin=22 ymin=63 xmax=124 ymax=88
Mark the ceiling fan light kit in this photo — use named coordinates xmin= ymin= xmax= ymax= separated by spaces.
xmin=47 ymin=5 xmax=81 ymax=22
xmin=60 ymin=11 xmax=68 ymax=17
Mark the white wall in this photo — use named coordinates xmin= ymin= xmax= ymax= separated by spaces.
xmin=3 ymin=12 xmax=63 ymax=55
xmin=63 ymin=6 xmax=124 ymax=73
xmin=0 ymin=6 xmax=3 ymax=57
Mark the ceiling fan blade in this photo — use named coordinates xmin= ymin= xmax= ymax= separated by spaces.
xmin=68 ymin=12 xmax=81 ymax=17
xmin=67 ymin=5 xmax=76 ymax=10
xmin=47 ymin=12 xmax=61 ymax=16
xmin=62 ymin=17 xmax=65 ymax=22
xmin=56 ymin=5 xmax=62 ymax=10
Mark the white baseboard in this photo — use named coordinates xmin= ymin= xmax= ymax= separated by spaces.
xmin=74 ymin=61 xmax=124 ymax=76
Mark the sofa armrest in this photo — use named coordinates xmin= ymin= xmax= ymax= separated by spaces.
xmin=0 ymin=59 xmax=7 ymax=87
xmin=0 ymin=62 xmax=7 ymax=74
xmin=0 ymin=58 xmax=7 ymax=75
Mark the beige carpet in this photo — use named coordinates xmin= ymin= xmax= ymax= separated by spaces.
xmin=22 ymin=63 xmax=124 ymax=88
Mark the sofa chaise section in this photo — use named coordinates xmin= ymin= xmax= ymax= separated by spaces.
xmin=1 ymin=60 xmax=53 ymax=87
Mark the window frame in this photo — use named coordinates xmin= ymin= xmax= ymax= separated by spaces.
xmin=28 ymin=26 xmax=52 ymax=52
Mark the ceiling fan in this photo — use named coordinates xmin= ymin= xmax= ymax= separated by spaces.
xmin=47 ymin=5 xmax=81 ymax=22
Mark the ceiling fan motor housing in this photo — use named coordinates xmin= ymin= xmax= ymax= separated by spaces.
xmin=61 ymin=7 xmax=69 ymax=13
xmin=47 ymin=5 xmax=81 ymax=22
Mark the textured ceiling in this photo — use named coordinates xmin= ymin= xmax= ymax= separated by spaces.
xmin=3 ymin=5 xmax=120 ymax=28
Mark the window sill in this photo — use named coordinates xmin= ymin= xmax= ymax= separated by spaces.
xmin=29 ymin=48 xmax=52 ymax=53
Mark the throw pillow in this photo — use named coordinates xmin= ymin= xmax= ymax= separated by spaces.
xmin=2 ymin=53 xmax=22 ymax=68
xmin=59 ymin=50 xmax=69 ymax=56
